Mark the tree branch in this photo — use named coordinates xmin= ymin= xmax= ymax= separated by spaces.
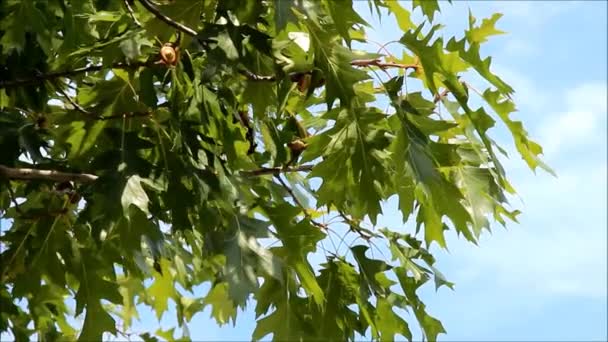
xmin=0 ymin=162 xmax=312 ymax=184
xmin=242 ymin=58 xmax=419 ymax=82
xmin=349 ymin=58 xmax=419 ymax=70
xmin=275 ymin=175 xmax=326 ymax=230
xmin=96 ymin=111 xmax=152 ymax=121
xmin=0 ymin=61 xmax=153 ymax=89
xmin=137 ymin=0 xmax=198 ymax=36
xmin=124 ymin=0 xmax=142 ymax=27
xmin=51 ymin=80 xmax=92 ymax=115
xmin=0 ymin=165 xmax=98 ymax=183
xmin=239 ymin=164 xmax=314 ymax=177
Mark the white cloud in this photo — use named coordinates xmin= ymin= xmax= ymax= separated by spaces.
xmin=442 ymin=160 xmax=607 ymax=300
xmin=538 ymin=81 xmax=607 ymax=159
xmin=482 ymin=1 xmax=580 ymax=28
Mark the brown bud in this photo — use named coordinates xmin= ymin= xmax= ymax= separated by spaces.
xmin=287 ymin=139 xmax=308 ymax=153
xmin=160 ymin=44 xmax=179 ymax=65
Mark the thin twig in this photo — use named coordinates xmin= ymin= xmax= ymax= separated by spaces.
xmin=0 ymin=165 xmax=98 ymax=183
xmin=96 ymin=111 xmax=152 ymax=121
xmin=462 ymin=81 xmax=484 ymax=98
xmin=433 ymin=88 xmax=450 ymax=104
xmin=137 ymin=0 xmax=198 ymax=36
xmin=240 ymin=164 xmax=314 ymax=177
xmin=0 ymin=61 xmax=152 ymax=89
xmin=4 ymin=181 xmax=23 ymax=215
xmin=242 ymin=58 xmax=419 ymax=83
xmin=238 ymin=69 xmax=277 ymax=82
xmin=123 ymin=0 xmax=142 ymax=27
xmin=350 ymin=58 xmax=419 ymax=70
xmin=274 ymin=175 xmax=326 ymax=230
xmin=51 ymin=80 xmax=92 ymax=115
xmin=337 ymin=210 xmax=374 ymax=241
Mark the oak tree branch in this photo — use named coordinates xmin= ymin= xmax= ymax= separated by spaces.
xmin=0 ymin=61 xmax=153 ymax=89
xmin=0 ymin=165 xmax=99 ymax=183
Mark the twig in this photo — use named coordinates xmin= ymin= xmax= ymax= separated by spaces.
xmin=238 ymin=69 xmax=277 ymax=82
xmin=433 ymin=88 xmax=450 ymax=104
xmin=240 ymin=164 xmax=314 ymax=177
xmin=123 ymin=0 xmax=142 ymax=27
xmin=274 ymin=175 xmax=326 ymax=230
xmin=237 ymin=110 xmax=256 ymax=155
xmin=350 ymin=58 xmax=419 ymax=70
xmin=137 ymin=0 xmax=198 ymax=36
xmin=0 ymin=61 xmax=152 ymax=89
xmin=51 ymin=80 xmax=92 ymax=115
xmin=4 ymin=181 xmax=23 ymax=215
xmin=337 ymin=210 xmax=374 ymax=241
xmin=96 ymin=111 xmax=152 ymax=121
xmin=242 ymin=58 xmax=419 ymax=83
xmin=462 ymin=81 xmax=484 ymax=98
xmin=0 ymin=165 xmax=98 ymax=183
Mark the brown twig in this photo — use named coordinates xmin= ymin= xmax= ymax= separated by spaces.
xmin=0 ymin=61 xmax=152 ymax=89
xmin=123 ymin=0 xmax=142 ymax=27
xmin=4 ymin=181 xmax=23 ymax=215
xmin=337 ymin=210 xmax=375 ymax=241
xmin=240 ymin=164 xmax=314 ymax=177
xmin=0 ymin=163 xmax=312 ymax=184
xmin=237 ymin=110 xmax=257 ymax=155
xmin=238 ymin=69 xmax=276 ymax=82
xmin=51 ymin=80 xmax=92 ymax=115
xmin=242 ymin=58 xmax=419 ymax=83
xmin=96 ymin=111 xmax=152 ymax=121
xmin=433 ymin=88 xmax=450 ymax=104
xmin=274 ymin=175 xmax=326 ymax=230
xmin=0 ymin=165 xmax=98 ymax=183
xmin=350 ymin=58 xmax=419 ymax=70
xmin=137 ymin=0 xmax=198 ymax=36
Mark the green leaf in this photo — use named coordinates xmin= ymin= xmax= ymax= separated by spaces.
xmin=307 ymin=23 xmax=369 ymax=108
xmin=143 ymin=0 xmax=204 ymax=44
xmin=274 ymin=0 xmax=297 ymax=31
xmin=202 ymin=283 xmax=237 ymax=325
xmin=324 ymin=0 xmax=368 ymax=46
xmin=76 ymin=70 xmax=147 ymax=117
xmin=412 ymin=0 xmax=442 ymax=22
xmin=376 ymin=297 xmax=412 ymax=341
xmin=395 ymin=268 xmax=446 ymax=341
xmin=252 ymin=301 xmax=308 ymax=341
xmin=121 ymin=175 xmax=150 ymax=217
xmin=351 ymin=245 xmax=392 ymax=296
xmin=466 ymin=12 xmax=506 ymax=44
xmin=482 ymin=89 xmax=555 ymax=175
xmin=386 ymin=1 xmax=415 ymax=32
xmin=147 ymin=259 xmax=176 ymax=320
xmin=78 ymin=301 xmax=117 ymax=341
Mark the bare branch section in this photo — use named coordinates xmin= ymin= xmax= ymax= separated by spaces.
xmin=0 ymin=165 xmax=98 ymax=183
xmin=240 ymin=164 xmax=314 ymax=177
xmin=275 ymin=174 xmax=327 ymax=230
xmin=349 ymin=58 xmax=419 ymax=70
xmin=0 ymin=61 xmax=152 ymax=89
xmin=137 ymin=0 xmax=198 ymax=36
xmin=0 ymin=164 xmax=312 ymax=184
xmin=244 ymin=58 xmax=419 ymax=82
xmin=124 ymin=0 xmax=142 ymax=27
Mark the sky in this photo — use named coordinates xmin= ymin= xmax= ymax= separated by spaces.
xmin=2 ymin=1 xmax=607 ymax=341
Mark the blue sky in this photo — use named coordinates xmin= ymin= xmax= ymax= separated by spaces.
xmin=171 ymin=1 xmax=608 ymax=341
xmin=2 ymin=1 xmax=606 ymax=341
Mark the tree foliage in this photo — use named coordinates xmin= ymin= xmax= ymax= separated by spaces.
xmin=0 ymin=0 xmax=551 ymax=341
